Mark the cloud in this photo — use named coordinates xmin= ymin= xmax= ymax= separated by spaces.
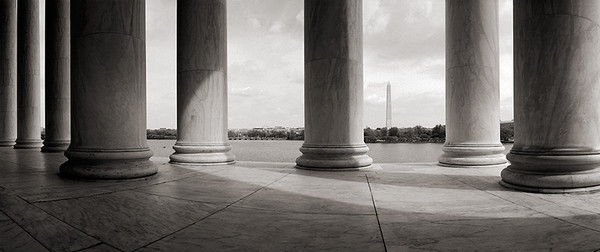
xmin=365 ymin=94 xmax=386 ymax=105
xmin=248 ymin=18 xmax=261 ymax=29
xmin=269 ymin=20 xmax=284 ymax=32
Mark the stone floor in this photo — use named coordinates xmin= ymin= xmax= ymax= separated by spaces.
xmin=1 ymin=148 xmax=600 ymax=251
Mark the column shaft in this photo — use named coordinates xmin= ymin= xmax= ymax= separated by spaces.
xmin=170 ymin=0 xmax=235 ymax=165
xmin=42 ymin=0 xmax=70 ymax=152
xmin=15 ymin=0 xmax=42 ymax=149
xmin=60 ymin=0 xmax=156 ymax=179
xmin=0 ymin=0 xmax=17 ymax=147
xmin=501 ymin=0 xmax=600 ymax=193
xmin=439 ymin=0 xmax=506 ymax=166
xmin=296 ymin=0 xmax=373 ymax=170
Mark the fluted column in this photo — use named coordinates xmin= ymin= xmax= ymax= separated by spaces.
xmin=60 ymin=0 xmax=157 ymax=179
xmin=438 ymin=0 xmax=506 ymax=167
xmin=42 ymin=0 xmax=70 ymax=152
xmin=501 ymin=0 xmax=600 ymax=193
xmin=170 ymin=0 xmax=235 ymax=165
xmin=0 ymin=0 xmax=17 ymax=147
xmin=296 ymin=0 xmax=373 ymax=170
xmin=15 ymin=0 xmax=42 ymax=149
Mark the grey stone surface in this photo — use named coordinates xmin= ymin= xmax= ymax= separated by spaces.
xmin=2 ymin=148 xmax=600 ymax=251
xmin=15 ymin=0 xmax=42 ymax=149
xmin=42 ymin=0 xmax=70 ymax=152
xmin=61 ymin=0 xmax=156 ymax=179
xmin=170 ymin=0 xmax=234 ymax=165
xmin=0 ymin=0 xmax=17 ymax=147
xmin=439 ymin=0 xmax=506 ymax=167
xmin=296 ymin=0 xmax=373 ymax=170
xmin=502 ymin=0 xmax=600 ymax=192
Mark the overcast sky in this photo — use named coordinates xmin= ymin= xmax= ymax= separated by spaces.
xmin=39 ymin=0 xmax=514 ymax=129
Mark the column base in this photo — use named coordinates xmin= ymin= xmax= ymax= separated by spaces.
xmin=438 ymin=144 xmax=507 ymax=167
xmin=0 ymin=140 xmax=16 ymax=147
xmin=500 ymin=152 xmax=600 ymax=193
xmin=295 ymin=144 xmax=373 ymax=170
xmin=60 ymin=148 xmax=157 ymax=179
xmin=41 ymin=139 xmax=70 ymax=152
xmin=169 ymin=143 xmax=235 ymax=165
xmin=14 ymin=139 xmax=42 ymax=149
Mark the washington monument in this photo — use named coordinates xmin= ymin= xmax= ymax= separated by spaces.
xmin=386 ymin=81 xmax=392 ymax=128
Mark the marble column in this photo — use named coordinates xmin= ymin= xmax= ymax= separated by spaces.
xmin=15 ymin=0 xmax=42 ymax=149
xmin=0 ymin=0 xmax=17 ymax=147
xmin=42 ymin=0 xmax=70 ymax=152
xmin=296 ymin=0 xmax=373 ymax=170
xmin=60 ymin=0 xmax=157 ymax=179
xmin=170 ymin=0 xmax=235 ymax=165
xmin=438 ymin=0 xmax=506 ymax=167
xmin=501 ymin=0 xmax=600 ymax=193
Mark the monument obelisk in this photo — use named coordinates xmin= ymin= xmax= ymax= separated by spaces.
xmin=386 ymin=82 xmax=391 ymax=129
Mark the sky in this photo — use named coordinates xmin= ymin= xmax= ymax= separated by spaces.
xmin=41 ymin=0 xmax=515 ymax=130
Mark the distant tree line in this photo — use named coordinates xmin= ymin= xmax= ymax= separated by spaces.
xmin=228 ymin=128 xmax=304 ymax=140
xmin=147 ymin=128 xmax=177 ymax=139
xmin=146 ymin=122 xmax=514 ymax=143
xmin=364 ymin=125 xmax=446 ymax=143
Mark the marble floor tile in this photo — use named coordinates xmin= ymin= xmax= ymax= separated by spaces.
xmin=140 ymin=206 xmax=384 ymax=252
xmin=14 ymin=163 xmax=208 ymax=203
xmin=0 ymin=192 xmax=100 ymax=251
xmin=379 ymin=214 xmax=600 ymax=251
xmin=0 ymin=209 xmax=10 ymax=221
xmin=209 ymin=165 xmax=294 ymax=186
xmin=133 ymin=171 xmax=276 ymax=205
xmin=369 ymin=176 xmax=536 ymax=218
xmin=0 ymin=219 xmax=49 ymax=251
xmin=35 ymin=190 xmax=222 ymax=251
xmin=3 ymin=147 xmax=600 ymax=251
xmin=78 ymin=243 xmax=121 ymax=252
xmin=236 ymin=173 xmax=375 ymax=214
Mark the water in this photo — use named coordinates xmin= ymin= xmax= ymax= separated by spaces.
xmin=149 ymin=139 xmax=514 ymax=163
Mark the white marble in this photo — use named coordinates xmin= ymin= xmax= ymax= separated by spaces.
xmin=0 ymin=0 xmax=17 ymax=147
xmin=439 ymin=0 xmax=506 ymax=166
xmin=15 ymin=0 xmax=42 ymax=149
xmin=61 ymin=0 xmax=156 ymax=179
xmin=502 ymin=0 xmax=600 ymax=192
xmin=42 ymin=0 xmax=70 ymax=152
xmin=296 ymin=0 xmax=373 ymax=170
xmin=170 ymin=0 xmax=234 ymax=165
xmin=3 ymin=148 xmax=600 ymax=251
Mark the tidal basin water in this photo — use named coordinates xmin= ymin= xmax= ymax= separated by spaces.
xmin=149 ymin=140 xmax=513 ymax=163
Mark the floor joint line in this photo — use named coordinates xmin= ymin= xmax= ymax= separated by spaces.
xmin=18 ymin=195 xmax=120 ymax=251
xmin=137 ymin=172 xmax=292 ymax=250
xmin=0 ymin=202 xmax=53 ymax=251
xmin=366 ymin=174 xmax=388 ymax=252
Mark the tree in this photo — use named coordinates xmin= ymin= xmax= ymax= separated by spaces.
xmin=388 ymin=127 xmax=400 ymax=137
xmin=431 ymin=124 xmax=446 ymax=139
xmin=500 ymin=127 xmax=513 ymax=142
xmin=364 ymin=127 xmax=377 ymax=143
